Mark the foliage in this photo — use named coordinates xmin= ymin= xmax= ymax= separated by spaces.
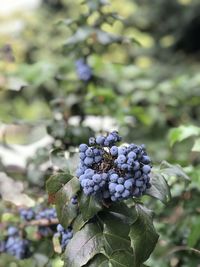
xmin=1 ymin=0 xmax=200 ymax=266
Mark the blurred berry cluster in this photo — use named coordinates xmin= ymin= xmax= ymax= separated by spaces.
xmin=0 ymin=226 xmax=30 ymax=259
xmin=76 ymin=131 xmax=152 ymax=201
xmin=75 ymin=58 xmax=92 ymax=81
xmin=20 ymin=207 xmax=57 ymax=237
xmin=55 ymin=224 xmax=73 ymax=251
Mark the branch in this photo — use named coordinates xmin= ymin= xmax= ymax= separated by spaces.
xmin=21 ymin=218 xmax=59 ymax=228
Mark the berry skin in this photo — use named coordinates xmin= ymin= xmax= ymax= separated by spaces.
xmin=84 ymin=157 xmax=94 ymax=166
xmin=79 ymin=152 xmax=86 ymax=160
xmin=124 ymin=180 xmax=133 ymax=190
xmin=109 ymin=183 xmax=117 ymax=193
xmin=71 ymin=196 xmax=78 ymax=205
xmin=109 ymin=173 xmax=119 ymax=182
xmin=79 ymin=144 xmax=88 ymax=152
xmin=94 ymin=156 xmax=102 ymax=163
xmin=127 ymin=151 xmax=136 ymax=159
xmin=96 ymin=136 xmax=105 ymax=145
xmin=141 ymin=156 xmax=150 ymax=164
xmin=142 ymin=165 xmax=151 ymax=174
xmin=117 ymin=177 xmax=124 ymax=184
xmin=110 ymin=146 xmax=118 ymax=156
xmin=117 ymin=155 xmax=126 ymax=164
xmin=85 ymin=148 xmax=94 ymax=157
xmin=57 ymin=224 xmax=64 ymax=233
xmin=89 ymin=137 xmax=96 ymax=145
xmin=122 ymin=190 xmax=130 ymax=198
xmin=115 ymin=184 xmax=124 ymax=193
xmin=92 ymin=174 xmax=101 ymax=183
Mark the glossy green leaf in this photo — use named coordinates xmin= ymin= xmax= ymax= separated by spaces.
xmin=109 ymin=250 xmax=135 ymax=267
xmin=46 ymin=172 xmax=73 ymax=195
xmin=63 ymin=223 xmax=104 ymax=267
xmin=146 ymin=171 xmax=171 ymax=203
xmin=79 ymin=192 xmax=102 ymax=222
xmin=85 ymin=254 xmax=109 ymax=267
xmin=129 ymin=205 xmax=159 ymax=266
xmin=55 ymin=177 xmax=80 ymax=228
xmin=108 ymin=202 xmax=138 ymax=225
xmin=99 ymin=211 xmax=132 ymax=256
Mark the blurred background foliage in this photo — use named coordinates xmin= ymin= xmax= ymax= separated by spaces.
xmin=0 ymin=0 xmax=200 ymax=266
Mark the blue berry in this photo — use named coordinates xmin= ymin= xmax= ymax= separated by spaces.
xmin=89 ymin=137 xmax=96 ymax=145
xmin=110 ymin=146 xmax=118 ymax=156
xmin=110 ymin=173 xmax=119 ymax=182
xmin=96 ymin=136 xmax=105 ymax=145
xmin=117 ymin=155 xmax=126 ymax=164
xmin=124 ymin=180 xmax=133 ymax=190
xmin=115 ymin=184 xmax=124 ymax=193
xmin=142 ymin=165 xmax=151 ymax=174
xmin=92 ymin=174 xmax=101 ymax=183
xmin=79 ymin=144 xmax=88 ymax=152
xmin=84 ymin=157 xmax=94 ymax=166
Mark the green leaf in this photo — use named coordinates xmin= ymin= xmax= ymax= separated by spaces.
xmin=72 ymin=214 xmax=87 ymax=233
xmin=168 ymin=125 xmax=200 ymax=146
xmin=146 ymin=171 xmax=171 ymax=203
xmin=98 ymin=211 xmax=132 ymax=256
xmin=55 ymin=177 xmax=80 ymax=228
xmin=160 ymin=161 xmax=190 ymax=181
xmin=85 ymin=254 xmax=109 ymax=267
xmin=46 ymin=172 xmax=73 ymax=195
xmin=63 ymin=223 xmax=104 ymax=267
xmin=108 ymin=202 xmax=138 ymax=225
xmin=129 ymin=205 xmax=159 ymax=266
xmin=109 ymin=250 xmax=135 ymax=267
xmin=188 ymin=217 xmax=200 ymax=247
xmin=79 ymin=192 xmax=102 ymax=222
xmin=192 ymin=138 xmax=200 ymax=152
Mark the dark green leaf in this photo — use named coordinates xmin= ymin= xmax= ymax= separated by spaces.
xmin=108 ymin=202 xmax=138 ymax=225
xmin=46 ymin=172 xmax=73 ymax=195
xmin=129 ymin=204 xmax=159 ymax=266
xmin=63 ymin=223 xmax=104 ymax=267
xmin=72 ymin=214 xmax=87 ymax=233
xmin=84 ymin=254 xmax=109 ymax=267
xmin=109 ymin=250 xmax=135 ymax=267
xmin=99 ymin=212 xmax=132 ymax=256
xmin=79 ymin=192 xmax=102 ymax=222
xmin=146 ymin=171 xmax=171 ymax=203
xmin=55 ymin=177 xmax=80 ymax=227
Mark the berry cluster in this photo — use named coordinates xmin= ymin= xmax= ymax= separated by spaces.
xmin=76 ymin=131 xmax=152 ymax=201
xmin=19 ymin=208 xmax=35 ymax=221
xmin=20 ymin=207 xmax=57 ymax=237
xmin=0 ymin=226 xmax=30 ymax=259
xmin=35 ymin=207 xmax=57 ymax=220
xmin=75 ymin=58 xmax=92 ymax=81
xmin=55 ymin=224 xmax=73 ymax=251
